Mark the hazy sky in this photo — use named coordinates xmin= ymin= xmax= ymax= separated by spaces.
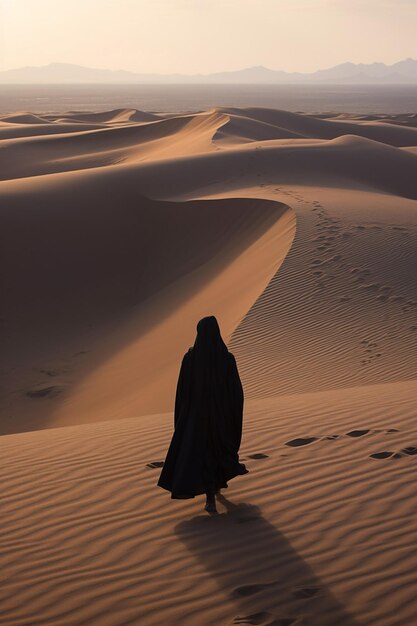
xmin=0 ymin=0 xmax=416 ymax=74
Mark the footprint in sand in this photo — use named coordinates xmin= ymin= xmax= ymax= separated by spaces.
xmin=25 ymin=385 xmax=63 ymax=398
xmin=286 ymin=437 xmax=318 ymax=447
xmin=346 ymin=429 xmax=370 ymax=437
xmin=359 ymin=339 xmax=383 ymax=365
xmin=349 ymin=427 xmax=397 ymax=437
xmin=38 ymin=368 xmax=60 ymax=377
xmin=233 ymin=615 xmax=297 ymax=626
xmin=402 ymin=446 xmax=417 ymax=455
xmin=370 ymin=446 xmax=417 ymax=459
xmin=286 ymin=407 xmax=400 ymax=452
xmin=371 ymin=451 xmax=403 ymax=459
xmin=233 ymin=612 xmax=272 ymax=625
xmin=248 ymin=453 xmax=269 ymax=459
xmin=370 ymin=451 xmax=395 ymax=459
xmin=285 ymin=434 xmax=341 ymax=447
xmin=146 ymin=461 xmax=164 ymax=469
xmin=360 ymin=283 xmax=381 ymax=292
xmin=346 ymin=428 xmax=400 ymax=438
xmin=232 ymin=582 xmax=276 ymax=598
xmin=292 ymin=585 xmax=321 ymax=599
xmin=352 ymin=268 xmax=371 ymax=280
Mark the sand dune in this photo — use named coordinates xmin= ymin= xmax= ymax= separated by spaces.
xmin=3 ymin=380 xmax=417 ymax=625
xmin=53 ymin=108 xmax=159 ymax=124
xmin=0 ymin=112 xmax=52 ymax=125
xmin=1 ymin=184 xmax=293 ymax=431
xmin=1 ymin=106 xmax=417 ymax=625
xmin=0 ymin=111 xmax=228 ymax=180
xmin=219 ymin=107 xmax=417 ymax=146
xmin=0 ymin=121 xmax=109 ymax=141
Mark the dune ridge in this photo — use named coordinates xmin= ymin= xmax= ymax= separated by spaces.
xmin=1 ymin=105 xmax=417 ymax=626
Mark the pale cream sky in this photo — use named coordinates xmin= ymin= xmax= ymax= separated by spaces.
xmin=0 ymin=0 xmax=416 ymax=73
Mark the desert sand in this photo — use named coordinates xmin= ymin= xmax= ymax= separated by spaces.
xmin=1 ymin=106 xmax=417 ymax=626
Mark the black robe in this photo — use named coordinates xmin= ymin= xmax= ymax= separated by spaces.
xmin=157 ymin=346 xmax=248 ymax=499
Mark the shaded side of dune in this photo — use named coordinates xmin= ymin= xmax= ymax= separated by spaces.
xmin=0 ymin=178 xmax=293 ymax=432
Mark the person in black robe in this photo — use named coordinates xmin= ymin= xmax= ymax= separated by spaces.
xmin=157 ymin=315 xmax=248 ymax=513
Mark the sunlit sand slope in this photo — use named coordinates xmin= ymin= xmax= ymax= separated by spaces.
xmin=1 ymin=107 xmax=417 ymax=434
xmin=2 ymin=380 xmax=417 ymax=626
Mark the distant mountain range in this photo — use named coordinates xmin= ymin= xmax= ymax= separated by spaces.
xmin=1 ymin=59 xmax=417 ymax=84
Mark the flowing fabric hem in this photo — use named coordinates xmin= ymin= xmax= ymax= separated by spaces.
xmin=157 ymin=465 xmax=249 ymax=500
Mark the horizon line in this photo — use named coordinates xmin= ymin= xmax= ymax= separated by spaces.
xmin=1 ymin=57 xmax=416 ymax=76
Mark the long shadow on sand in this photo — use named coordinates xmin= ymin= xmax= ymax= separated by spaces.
xmin=175 ymin=494 xmax=359 ymax=626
